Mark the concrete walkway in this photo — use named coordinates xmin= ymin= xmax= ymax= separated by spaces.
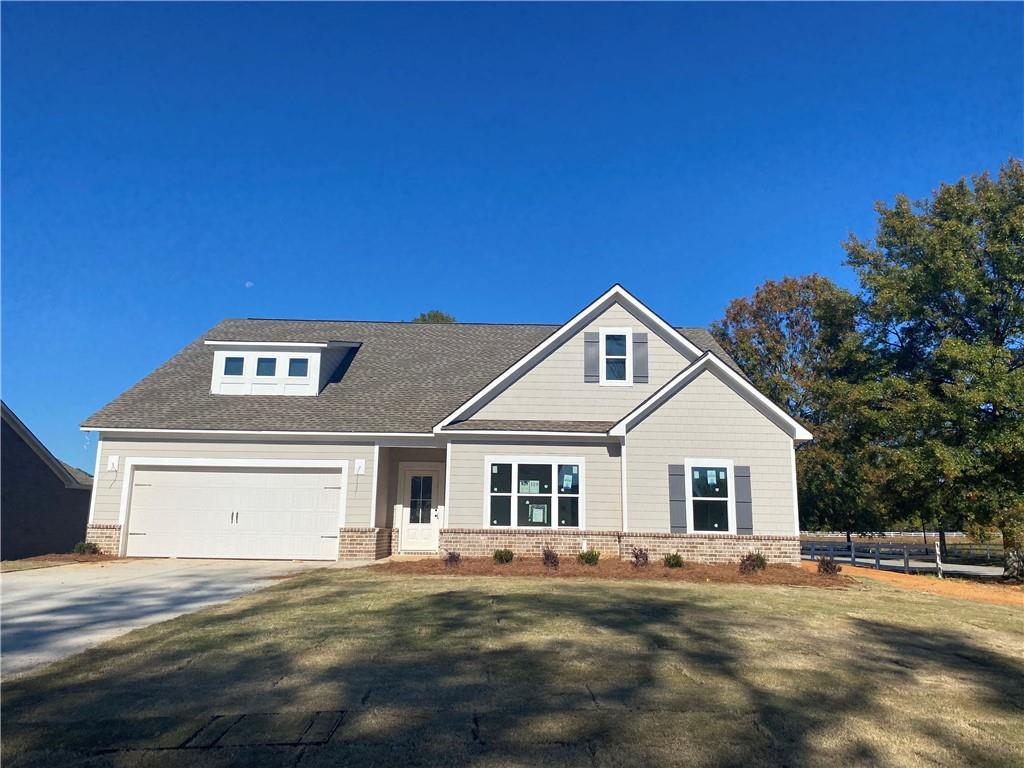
xmin=1 ymin=558 xmax=366 ymax=678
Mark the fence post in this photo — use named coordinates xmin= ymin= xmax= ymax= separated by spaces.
xmin=828 ymin=543 xmax=834 ymax=561
xmin=875 ymin=545 xmax=880 ymax=570
xmin=903 ymin=545 xmax=910 ymax=575
xmin=851 ymin=542 xmax=857 ymax=566
xmin=935 ymin=542 xmax=943 ymax=579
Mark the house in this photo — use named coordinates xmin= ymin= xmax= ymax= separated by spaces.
xmin=81 ymin=285 xmax=811 ymax=564
xmin=2 ymin=401 xmax=92 ymax=560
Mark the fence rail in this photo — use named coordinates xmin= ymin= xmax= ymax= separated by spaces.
xmin=801 ymin=541 xmax=1003 ymax=574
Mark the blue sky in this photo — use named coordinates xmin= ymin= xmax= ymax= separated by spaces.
xmin=2 ymin=2 xmax=1021 ymax=468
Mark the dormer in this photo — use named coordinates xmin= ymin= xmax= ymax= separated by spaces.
xmin=205 ymin=340 xmax=357 ymax=396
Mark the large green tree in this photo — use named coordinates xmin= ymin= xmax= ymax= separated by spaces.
xmin=844 ymin=158 xmax=1024 ymax=577
xmin=411 ymin=310 xmax=456 ymax=324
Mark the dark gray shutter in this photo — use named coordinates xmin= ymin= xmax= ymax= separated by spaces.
xmin=584 ymin=332 xmax=600 ymax=383
xmin=735 ymin=465 xmax=753 ymax=535
xmin=668 ymin=464 xmax=687 ymax=533
xmin=633 ymin=332 xmax=649 ymax=383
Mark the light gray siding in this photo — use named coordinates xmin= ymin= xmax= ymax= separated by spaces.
xmin=625 ymin=371 xmax=797 ymax=535
xmin=471 ymin=303 xmax=693 ymax=422
xmin=90 ymin=437 xmax=376 ymax=527
xmin=375 ymin=446 xmax=446 ymax=527
xmin=447 ymin=440 xmax=622 ymax=530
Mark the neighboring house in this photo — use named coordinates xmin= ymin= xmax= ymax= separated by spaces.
xmin=2 ymin=401 xmax=92 ymax=560
xmin=81 ymin=285 xmax=811 ymax=564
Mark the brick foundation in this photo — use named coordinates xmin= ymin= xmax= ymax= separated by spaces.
xmin=339 ymin=527 xmax=396 ymax=560
xmin=85 ymin=524 xmax=122 ymax=555
xmin=439 ymin=528 xmax=800 ymax=565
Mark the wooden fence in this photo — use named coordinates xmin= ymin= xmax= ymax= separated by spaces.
xmin=801 ymin=541 xmax=1003 ymax=574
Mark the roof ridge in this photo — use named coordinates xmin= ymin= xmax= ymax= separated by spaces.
xmin=235 ymin=317 xmax=562 ymax=327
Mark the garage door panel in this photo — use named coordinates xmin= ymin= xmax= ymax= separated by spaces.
xmin=126 ymin=467 xmax=342 ymax=560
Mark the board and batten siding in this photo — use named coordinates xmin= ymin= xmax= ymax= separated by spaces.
xmin=625 ymin=371 xmax=796 ymax=535
xmin=90 ymin=438 xmax=376 ymax=527
xmin=471 ymin=302 xmax=692 ymax=422
xmin=447 ymin=440 xmax=622 ymax=530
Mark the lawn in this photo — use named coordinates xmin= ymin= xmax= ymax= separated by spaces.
xmin=3 ymin=567 xmax=1022 ymax=767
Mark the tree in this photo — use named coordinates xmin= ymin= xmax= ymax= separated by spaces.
xmin=411 ymin=310 xmax=456 ymax=324
xmin=843 ymin=158 xmax=1024 ymax=578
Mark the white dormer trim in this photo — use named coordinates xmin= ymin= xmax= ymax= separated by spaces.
xmin=433 ymin=284 xmax=703 ymax=432
xmin=204 ymin=340 xmax=358 ymax=349
xmin=609 ymin=352 xmax=814 ymax=442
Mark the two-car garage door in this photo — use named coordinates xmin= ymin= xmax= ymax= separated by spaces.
xmin=125 ymin=467 xmax=343 ymax=560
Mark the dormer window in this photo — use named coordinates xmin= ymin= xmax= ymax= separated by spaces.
xmin=206 ymin=339 xmax=359 ymax=397
xmin=599 ymin=328 xmax=632 ymax=385
xmin=256 ymin=358 xmax=277 ymax=376
xmin=288 ymin=358 xmax=309 ymax=377
xmin=224 ymin=357 xmax=244 ymax=376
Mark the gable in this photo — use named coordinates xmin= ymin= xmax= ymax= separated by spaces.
xmin=462 ymin=301 xmax=696 ymax=423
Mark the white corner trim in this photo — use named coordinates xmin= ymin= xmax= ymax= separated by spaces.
xmin=86 ymin=438 xmax=103 ymax=526
xmin=433 ymin=284 xmax=703 ymax=431
xmin=790 ymin=443 xmax=800 ymax=536
xmin=369 ymin=443 xmax=380 ymax=528
xmin=609 ymin=352 xmax=814 ymax=441
xmin=684 ymin=458 xmax=737 ymax=535
xmin=115 ymin=457 xmax=349 ymax=557
xmin=620 ymin=439 xmax=629 ymax=533
xmin=444 ymin=441 xmax=453 ymax=527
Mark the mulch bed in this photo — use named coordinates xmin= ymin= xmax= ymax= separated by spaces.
xmin=373 ymin=557 xmax=851 ymax=587
xmin=19 ymin=553 xmax=120 ymax=563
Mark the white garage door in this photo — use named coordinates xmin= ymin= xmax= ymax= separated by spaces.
xmin=125 ymin=467 xmax=343 ymax=560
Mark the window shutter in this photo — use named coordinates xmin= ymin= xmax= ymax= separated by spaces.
xmin=633 ymin=332 xmax=648 ymax=383
xmin=584 ymin=332 xmax=599 ymax=383
xmin=668 ymin=464 xmax=687 ymax=533
xmin=735 ymin=465 xmax=753 ymax=535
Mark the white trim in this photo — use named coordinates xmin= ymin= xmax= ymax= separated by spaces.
xmin=683 ymin=458 xmax=736 ymax=535
xmin=444 ymin=441 xmax=453 ymax=528
xmin=116 ymin=457 xmax=349 ymax=557
xmin=82 ymin=427 xmax=426 ymax=437
xmin=620 ymin=440 xmax=628 ymax=533
xmin=599 ymin=327 xmax=633 ymax=386
xmin=609 ymin=352 xmax=814 ymax=441
xmin=433 ymin=284 xmax=703 ymax=431
xmin=482 ymin=455 xmax=586 ymax=531
xmin=396 ymin=461 xmax=445 ymax=553
xmin=87 ymin=437 xmax=103 ymax=525
xmin=790 ymin=443 xmax=800 ymax=536
xmin=369 ymin=443 xmax=380 ymax=528
xmin=204 ymin=340 xmax=358 ymax=349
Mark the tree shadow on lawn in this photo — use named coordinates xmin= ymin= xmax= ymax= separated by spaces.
xmin=3 ymin=578 xmax=1022 ymax=767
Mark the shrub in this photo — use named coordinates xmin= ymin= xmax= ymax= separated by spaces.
xmin=493 ymin=548 xmax=514 ymax=564
xmin=577 ymin=548 xmax=600 ymax=566
xmin=817 ymin=556 xmax=842 ymax=576
xmin=738 ymin=552 xmax=768 ymax=574
xmin=73 ymin=541 xmax=100 ymax=555
xmin=663 ymin=552 xmax=684 ymax=568
xmin=542 ymin=546 xmax=560 ymax=568
xmin=630 ymin=546 xmax=650 ymax=568
xmin=441 ymin=550 xmax=461 ymax=568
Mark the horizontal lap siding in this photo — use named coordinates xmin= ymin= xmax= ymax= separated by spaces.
xmin=627 ymin=371 xmax=796 ymax=535
xmin=447 ymin=441 xmax=622 ymax=530
xmin=90 ymin=438 xmax=376 ymax=527
xmin=473 ymin=303 xmax=691 ymax=421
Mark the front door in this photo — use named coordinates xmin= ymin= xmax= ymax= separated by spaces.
xmin=398 ymin=463 xmax=444 ymax=552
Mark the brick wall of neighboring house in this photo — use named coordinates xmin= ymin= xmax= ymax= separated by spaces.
xmin=439 ymin=528 xmax=800 ymax=565
xmin=84 ymin=524 xmax=121 ymax=555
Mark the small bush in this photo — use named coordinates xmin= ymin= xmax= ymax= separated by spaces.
xmin=738 ymin=551 xmax=768 ymax=574
xmin=73 ymin=541 xmax=100 ymax=555
xmin=542 ymin=546 xmax=560 ymax=568
xmin=817 ymin=556 xmax=842 ymax=576
xmin=663 ymin=552 xmax=684 ymax=568
xmin=441 ymin=550 xmax=461 ymax=568
xmin=577 ymin=548 xmax=600 ymax=566
xmin=630 ymin=546 xmax=650 ymax=568
xmin=493 ymin=548 xmax=514 ymax=564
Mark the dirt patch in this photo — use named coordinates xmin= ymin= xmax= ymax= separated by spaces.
xmin=1 ymin=553 xmax=121 ymax=572
xmin=799 ymin=560 xmax=1023 ymax=607
xmin=373 ymin=556 xmax=850 ymax=587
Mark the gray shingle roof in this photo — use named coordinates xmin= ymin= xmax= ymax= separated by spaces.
xmin=83 ymin=318 xmax=745 ymax=434
xmin=444 ymin=419 xmax=616 ymax=433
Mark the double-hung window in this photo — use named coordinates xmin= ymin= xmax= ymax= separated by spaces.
xmin=486 ymin=458 xmax=583 ymax=529
xmin=686 ymin=459 xmax=735 ymax=534
xmin=600 ymin=328 xmax=632 ymax=385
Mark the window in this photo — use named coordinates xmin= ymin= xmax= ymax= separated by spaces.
xmin=224 ymin=357 xmax=244 ymax=376
xmin=408 ymin=475 xmax=433 ymax=524
xmin=600 ymin=328 xmax=632 ymax=385
xmin=686 ymin=459 xmax=735 ymax=534
xmin=256 ymin=358 xmax=277 ymax=376
xmin=288 ymin=358 xmax=309 ymax=377
xmin=486 ymin=458 xmax=582 ymax=528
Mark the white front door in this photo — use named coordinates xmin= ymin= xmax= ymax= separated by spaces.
xmin=398 ymin=463 xmax=444 ymax=552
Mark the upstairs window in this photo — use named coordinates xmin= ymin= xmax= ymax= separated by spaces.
xmin=256 ymin=358 xmax=277 ymax=377
xmin=599 ymin=328 xmax=632 ymax=385
xmin=288 ymin=358 xmax=309 ymax=377
xmin=224 ymin=357 xmax=244 ymax=376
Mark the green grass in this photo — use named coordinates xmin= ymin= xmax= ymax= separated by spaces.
xmin=3 ymin=569 xmax=1022 ymax=767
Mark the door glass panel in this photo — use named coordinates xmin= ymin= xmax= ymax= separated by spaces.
xmin=409 ymin=475 xmax=433 ymax=524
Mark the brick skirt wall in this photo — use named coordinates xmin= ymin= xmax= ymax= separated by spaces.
xmin=339 ymin=527 xmax=396 ymax=560
xmin=439 ymin=528 xmax=800 ymax=565
xmin=85 ymin=524 xmax=121 ymax=555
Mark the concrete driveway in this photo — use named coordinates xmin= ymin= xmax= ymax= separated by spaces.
xmin=1 ymin=558 xmax=359 ymax=678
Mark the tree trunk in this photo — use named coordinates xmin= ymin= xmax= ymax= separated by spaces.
xmin=921 ymin=522 xmax=928 ymax=546
xmin=846 ymin=530 xmax=852 ymax=545
xmin=939 ymin=530 xmax=948 ymax=560
xmin=999 ymin=521 xmax=1024 ymax=582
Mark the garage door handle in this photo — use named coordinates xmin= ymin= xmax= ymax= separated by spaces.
xmin=128 ymin=532 xmax=146 ymax=536
xmin=321 ymin=535 xmax=338 ymax=539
